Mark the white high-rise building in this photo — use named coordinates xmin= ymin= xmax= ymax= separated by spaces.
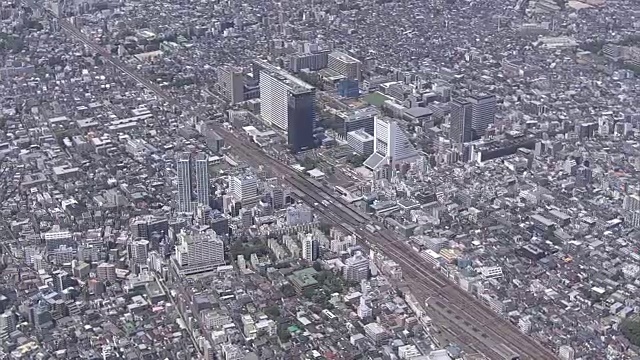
xmin=174 ymin=229 xmax=225 ymax=275
xmin=358 ymin=280 xmax=371 ymax=319
xmin=231 ymin=173 xmax=258 ymax=201
xmin=301 ymin=234 xmax=319 ymax=261
xmin=217 ymin=65 xmax=244 ymax=104
xmin=364 ymin=116 xmax=419 ymax=171
xmin=343 ymin=251 xmax=369 ymax=282
xmin=130 ymin=239 xmax=149 ymax=265
xmin=195 ymin=153 xmax=210 ymax=207
xmin=258 ymin=60 xmax=316 ymax=132
xmin=176 ymin=152 xmax=193 ymax=213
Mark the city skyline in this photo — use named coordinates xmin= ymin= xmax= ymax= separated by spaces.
xmin=0 ymin=0 xmax=638 ymax=359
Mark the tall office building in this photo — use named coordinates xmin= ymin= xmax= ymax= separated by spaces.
xmin=449 ymin=98 xmax=473 ymax=143
xmin=328 ymin=51 xmax=362 ymax=81
xmin=231 ymin=173 xmax=258 ymax=202
xmin=257 ymin=60 xmax=316 ymax=152
xmin=173 ymin=229 xmax=225 ymax=275
xmin=130 ymin=215 xmax=169 ymax=242
xmin=467 ymin=94 xmax=496 ymax=139
xmin=217 ymin=65 xmax=244 ymax=104
xmin=176 ymin=152 xmax=193 ymax=213
xmin=301 ymin=234 xmax=319 ymax=261
xmin=364 ymin=117 xmax=419 ymax=171
xmin=287 ymin=87 xmax=316 ymax=152
xmin=195 ymin=153 xmax=210 ymax=207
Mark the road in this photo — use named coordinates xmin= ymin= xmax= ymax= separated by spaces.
xmin=24 ymin=3 xmax=558 ymax=359
xmin=156 ymin=277 xmax=203 ymax=357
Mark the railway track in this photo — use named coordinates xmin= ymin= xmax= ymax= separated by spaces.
xmin=218 ymin=129 xmax=556 ymax=360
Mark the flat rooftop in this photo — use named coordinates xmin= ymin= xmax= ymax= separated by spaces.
xmin=330 ymin=51 xmax=360 ymax=64
xmin=256 ymin=59 xmax=315 ymax=92
xmin=348 ymin=129 xmax=374 ymax=142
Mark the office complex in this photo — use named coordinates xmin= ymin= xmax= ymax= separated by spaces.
xmin=364 ymin=117 xmax=419 ymax=170
xmin=130 ymin=215 xmax=169 ymax=242
xmin=328 ymin=51 xmax=362 ymax=81
xmin=258 ymin=60 xmax=316 ymax=152
xmin=450 ymin=98 xmax=474 ymax=144
xmin=337 ymin=78 xmax=360 ymax=98
xmin=176 ymin=152 xmax=210 ymax=213
xmin=173 ymin=229 xmax=225 ymax=275
xmin=467 ymin=94 xmax=496 ymax=139
xmin=217 ymin=65 xmax=244 ymax=104
xmin=231 ymin=172 xmax=258 ymax=202
xmin=337 ymin=107 xmax=377 ymax=137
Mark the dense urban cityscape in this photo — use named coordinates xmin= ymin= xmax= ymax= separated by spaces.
xmin=0 ymin=0 xmax=639 ymax=358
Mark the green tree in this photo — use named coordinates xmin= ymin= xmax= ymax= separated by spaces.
xmin=316 ymin=270 xmax=329 ymax=285
xmin=264 ymin=306 xmax=280 ymax=318
xmin=280 ymin=284 xmax=296 ymax=298
xmin=312 ymin=261 xmax=323 ymax=272
xmin=621 ymin=318 xmax=640 ymax=346
xmin=300 ymin=157 xmax=318 ymax=171
xmin=277 ymin=324 xmax=292 ymax=342
xmin=347 ymin=154 xmax=366 ymax=167
xmin=302 ymin=287 xmax=315 ymax=299
xmin=26 ymin=20 xmax=43 ymax=31
xmin=318 ymin=223 xmax=332 ymax=236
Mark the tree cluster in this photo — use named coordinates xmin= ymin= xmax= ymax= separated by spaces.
xmin=621 ymin=318 xmax=640 ymax=346
xmin=299 ymin=157 xmax=318 ymax=171
xmin=347 ymin=154 xmax=366 ymax=167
